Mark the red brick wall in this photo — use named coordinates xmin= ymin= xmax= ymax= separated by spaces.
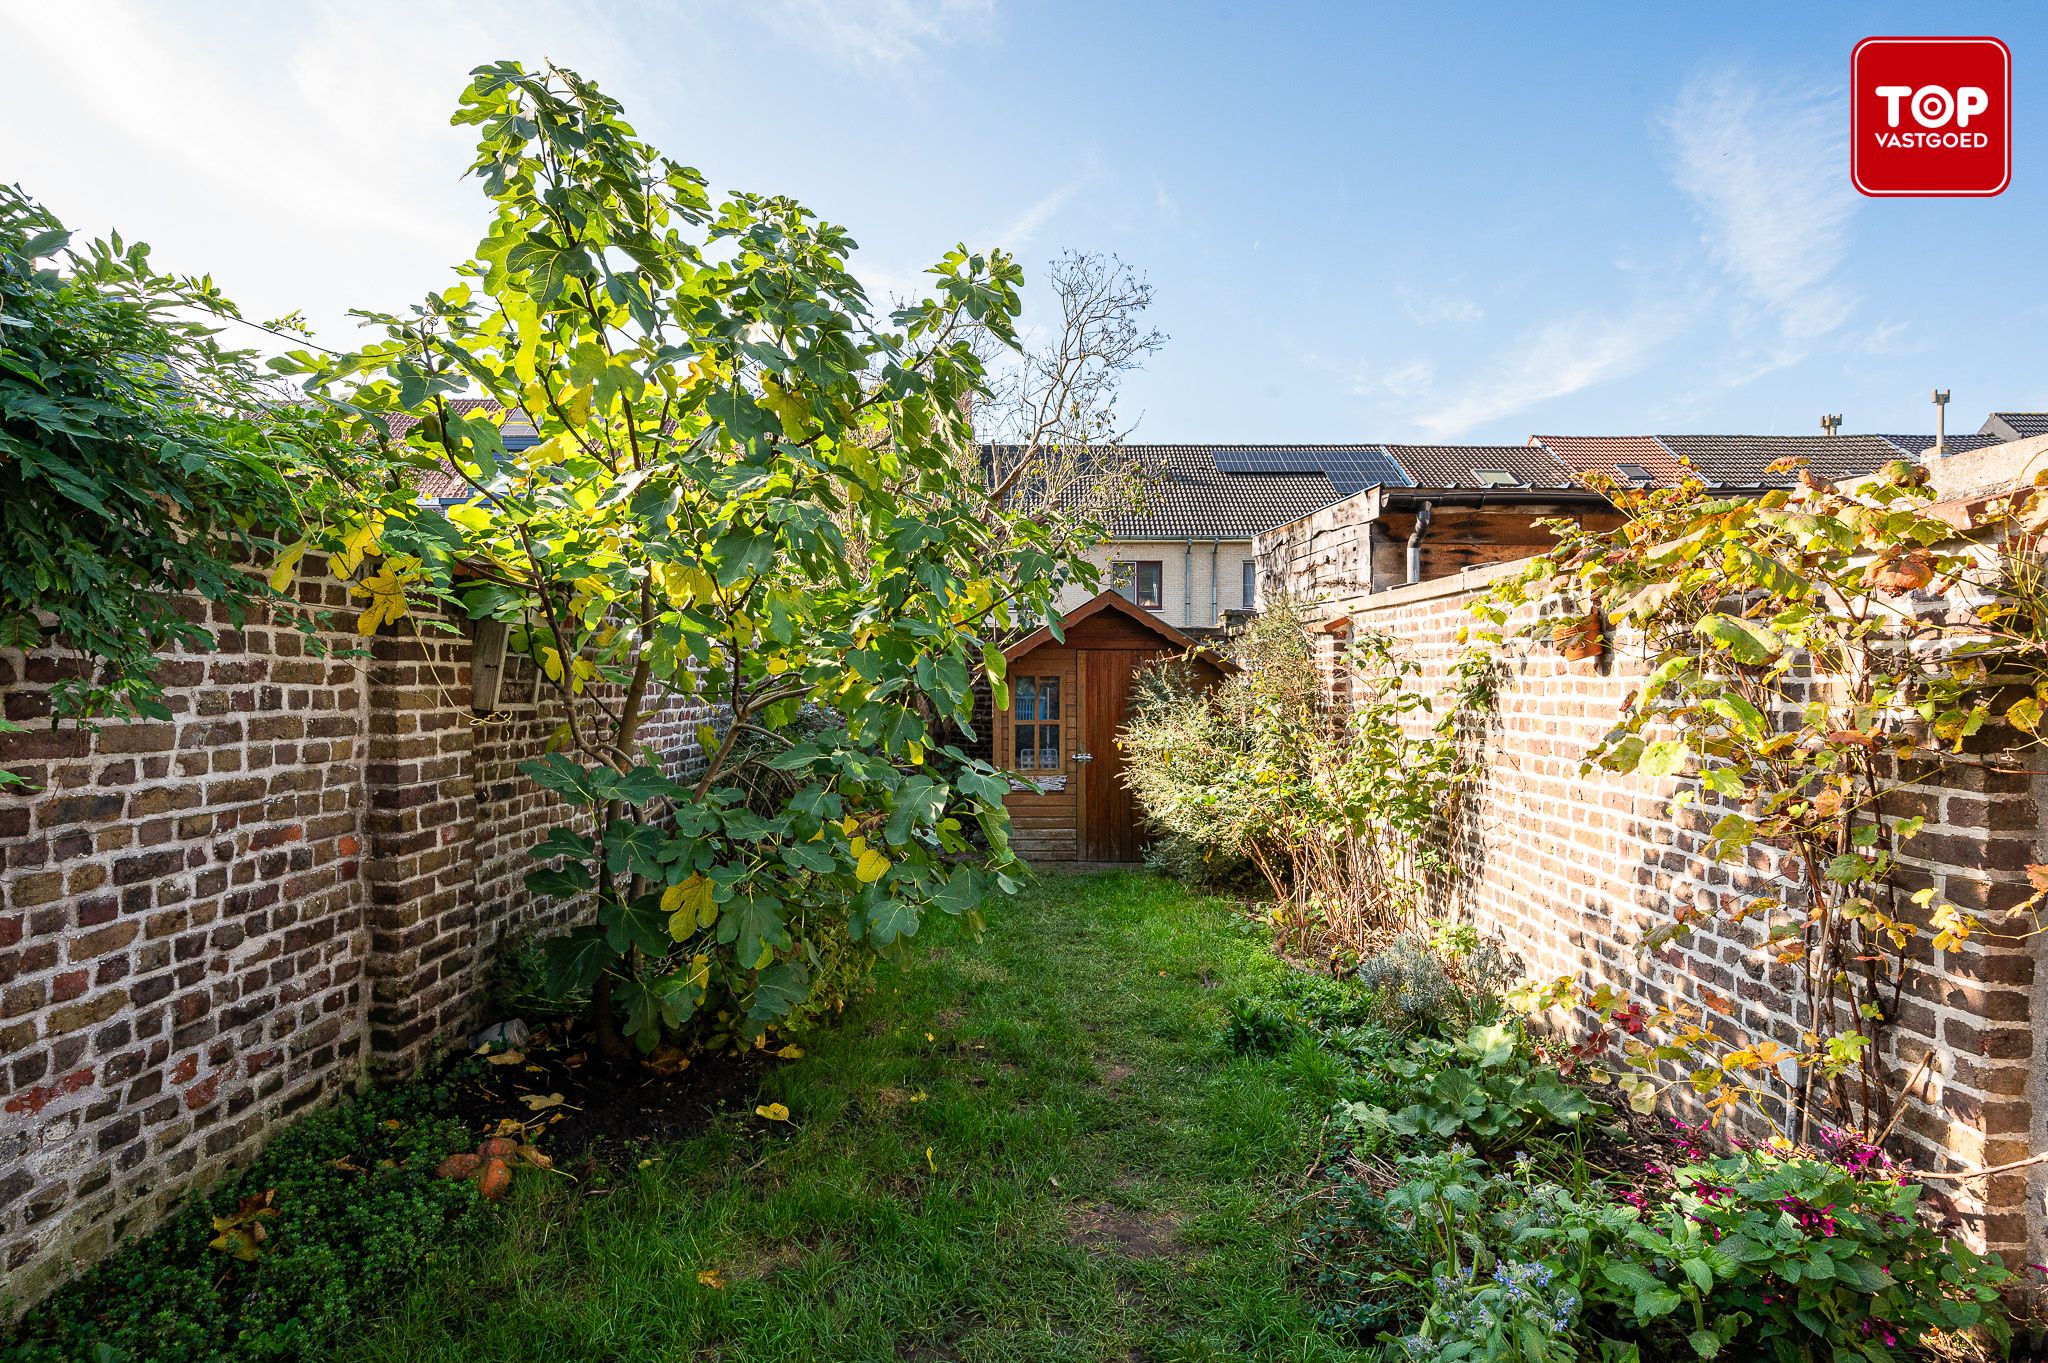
xmin=0 ymin=558 xmax=708 ymax=1307
xmin=1275 ymin=559 xmax=2048 ymax=1261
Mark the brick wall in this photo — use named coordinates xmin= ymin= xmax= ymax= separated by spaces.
xmin=1256 ymin=449 xmax=2048 ymax=1263
xmin=0 ymin=559 xmax=708 ymax=1308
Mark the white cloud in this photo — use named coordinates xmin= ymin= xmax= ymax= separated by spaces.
xmin=761 ymin=0 xmax=995 ymax=68
xmin=1347 ymin=358 xmax=1436 ymax=399
xmin=1857 ymin=319 xmax=1921 ymax=355
xmin=1413 ymin=307 xmax=1681 ymax=437
xmin=0 ymin=2 xmax=644 ymax=345
xmin=2 ymin=1 xmax=464 ymax=246
xmin=1154 ymin=179 xmax=1182 ymax=229
xmin=987 ymin=161 xmax=1100 ymax=248
xmin=1396 ymin=285 xmax=1484 ymax=327
xmin=1665 ymin=68 xmax=1858 ymax=348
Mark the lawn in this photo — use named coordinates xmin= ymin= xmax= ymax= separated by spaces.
xmin=342 ymin=870 xmax=1373 ymax=1363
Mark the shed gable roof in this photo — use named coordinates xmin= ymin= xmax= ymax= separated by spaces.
xmin=1002 ymin=590 xmax=1235 ymax=667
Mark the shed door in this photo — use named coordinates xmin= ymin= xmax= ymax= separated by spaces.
xmin=1081 ymin=649 xmax=1147 ymax=862
xmin=1000 ymin=654 xmax=1079 ymax=861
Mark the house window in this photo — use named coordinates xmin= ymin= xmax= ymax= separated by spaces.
xmin=1241 ymin=559 xmax=1257 ymax=609
xmin=1133 ymin=560 xmax=1163 ymax=610
xmin=1012 ymin=675 xmax=1062 ymax=771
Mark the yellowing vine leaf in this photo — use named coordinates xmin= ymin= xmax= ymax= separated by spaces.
xmin=350 ymin=558 xmax=418 ymax=636
xmin=855 ymin=847 xmax=890 ymax=884
xmin=664 ymin=874 xmax=716 ymax=938
xmin=331 ymin=515 xmax=383 ymax=577
xmin=268 ymin=538 xmax=309 ymax=592
xmin=754 ymin=1102 xmax=790 ymax=1122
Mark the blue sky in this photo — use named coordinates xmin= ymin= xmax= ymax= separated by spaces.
xmin=3 ymin=1 xmax=2040 ymax=442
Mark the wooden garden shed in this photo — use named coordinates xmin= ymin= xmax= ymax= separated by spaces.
xmin=996 ymin=590 xmax=1233 ymax=862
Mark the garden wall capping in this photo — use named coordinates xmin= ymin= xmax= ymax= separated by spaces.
xmin=0 ymin=558 xmax=707 ymax=1310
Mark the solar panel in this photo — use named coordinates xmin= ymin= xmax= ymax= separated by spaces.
xmin=1210 ymin=449 xmax=1325 ymax=474
xmin=1209 ymin=446 xmax=1410 ymax=496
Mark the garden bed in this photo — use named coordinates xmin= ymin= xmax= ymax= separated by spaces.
xmin=1225 ymin=926 xmax=2020 ymax=1361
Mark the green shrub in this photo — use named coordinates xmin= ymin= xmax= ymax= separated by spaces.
xmin=1631 ymin=1147 xmax=2013 ymax=1361
xmin=1142 ymin=828 xmax=1264 ymax=897
xmin=1 ymin=1070 xmax=484 ymax=1363
xmin=1121 ymin=605 xmax=1466 ymax=950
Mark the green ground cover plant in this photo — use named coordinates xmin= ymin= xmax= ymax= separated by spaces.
xmin=1 ymin=1069 xmax=483 ymax=1363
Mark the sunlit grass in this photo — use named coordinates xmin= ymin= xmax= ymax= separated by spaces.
xmin=343 ymin=871 xmax=1379 ymax=1363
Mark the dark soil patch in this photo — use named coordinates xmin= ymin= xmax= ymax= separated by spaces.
xmin=1063 ymin=1202 xmax=1182 ymax=1259
xmin=450 ymin=1023 xmax=771 ymax=1170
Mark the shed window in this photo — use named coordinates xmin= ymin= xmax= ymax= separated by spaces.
xmin=1133 ymin=561 xmax=1163 ymax=610
xmin=1012 ymin=675 xmax=1062 ymax=771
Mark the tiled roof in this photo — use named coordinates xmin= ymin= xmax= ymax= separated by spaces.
xmin=1530 ymin=434 xmax=1686 ymax=485
xmin=1983 ymin=412 xmax=2048 ymax=441
xmin=1382 ymin=443 xmax=1578 ymax=489
xmin=1653 ymin=434 xmax=1905 ymax=488
xmin=368 ymin=399 xmax=539 ymax=502
xmin=1105 ymin=446 xmax=1346 ymax=540
xmin=1874 ymin=433 xmax=2007 ymax=457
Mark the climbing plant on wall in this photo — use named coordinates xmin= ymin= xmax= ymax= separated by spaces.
xmin=1475 ymin=458 xmax=2048 ymax=1140
xmin=283 ymin=61 xmax=1090 ymax=1054
xmin=0 ymin=186 xmax=348 ymax=747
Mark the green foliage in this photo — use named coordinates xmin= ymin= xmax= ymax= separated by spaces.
xmin=1378 ymin=1021 xmax=1601 ymax=1151
xmin=1121 ymin=601 xmax=1472 ymax=950
xmin=284 ymin=61 xmax=1091 ymax=1053
xmin=1475 ymin=462 xmax=2048 ymax=1137
xmin=1223 ymin=994 xmax=1301 ymax=1056
xmin=1276 ymin=929 xmax=2012 ymax=1361
xmin=0 ymin=186 xmax=346 ymax=735
xmin=1646 ymin=1147 xmax=2012 ymax=1361
xmin=484 ymin=927 xmax=586 ymax=1023
xmin=1 ymin=1072 xmax=482 ymax=1363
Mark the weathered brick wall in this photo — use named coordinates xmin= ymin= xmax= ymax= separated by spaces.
xmin=0 ymin=560 xmax=709 ymax=1308
xmin=1264 ymin=550 xmax=2048 ymax=1261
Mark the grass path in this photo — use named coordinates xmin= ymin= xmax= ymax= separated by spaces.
xmin=344 ymin=871 xmax=1372 ymax=1363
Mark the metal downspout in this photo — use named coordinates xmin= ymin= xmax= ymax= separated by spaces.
xmin=1196 ymin=540 xmax=1212 ymax=630
xmin=1183 ymin=538 xmax=1193 ymax=628
xmin=1405 ymin=501 xmax=1434 ymax=585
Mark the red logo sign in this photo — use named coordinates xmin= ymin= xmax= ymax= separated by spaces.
xmin=1852 ymin=37 xmax=2010 ymax=196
